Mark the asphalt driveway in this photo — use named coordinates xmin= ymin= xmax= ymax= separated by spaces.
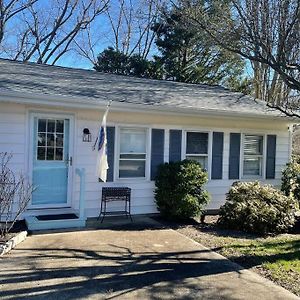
xmin=0 ymin=227 xmax=298 ymax=300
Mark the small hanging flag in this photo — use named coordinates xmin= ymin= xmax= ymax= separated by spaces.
xmin=94 ymin=104 xmax=110 ymax=182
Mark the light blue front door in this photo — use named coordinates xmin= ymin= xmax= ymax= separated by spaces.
xmin=32 ymin=117 xmax=70 ymax=206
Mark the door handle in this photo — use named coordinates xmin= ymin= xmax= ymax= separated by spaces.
xmin=65 ymin=156 xmax=72 ymax=166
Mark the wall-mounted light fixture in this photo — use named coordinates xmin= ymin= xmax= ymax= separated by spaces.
xmin=82 ymin=128 xmax=92 ymax=142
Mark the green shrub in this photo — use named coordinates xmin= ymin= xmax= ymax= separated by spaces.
xmin=218 ymin=181 xmax=297 ymax=235
xmin=154 ymin=160 xmax=210 ymax=220
xmin=281 ymin=159 xmax=300 ymax=206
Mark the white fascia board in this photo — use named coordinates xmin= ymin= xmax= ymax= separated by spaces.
xmin=0 ymin=89 xmax=295 ymax=123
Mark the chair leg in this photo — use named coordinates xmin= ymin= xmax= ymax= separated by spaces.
xmin=98 ymin=199 xmax=103 ymax=221
xmin=125 ymin=200 xmax=129 ymax=219
xmin=101 ymin=201 xmax=107 ymax=223
xmin=128 ymin=198 xmax=133 ymax=222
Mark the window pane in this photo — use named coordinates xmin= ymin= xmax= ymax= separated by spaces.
xmin=46 ymin=147 xmax=54 ymax=160
xmin=56 ymin=120 xmax=64 ymax=133
xmin=186 ymin=155 xmax=208 ymax=170
xmin=56 ymin=134 xmax=64 ymax=147
xmin=47 ymin=120 xmax=55 ymax=132
xmin=120 ymin=128 xmax=146 ymax=153
xmin=38 ymin=133 xmax=46 ymax=146
xmin=37 ymin=147 xmax=46 ymax=160
xmin=38 ymin=119 xmax=46 ymax=132
xmin=55 ymin=148 xmax=63 ymax=161
xmin=119 ymin=160 xmax=145 ymax=178
xmin=244 ymin=157 xmax=261 ymax=176
xmin=244 ymin=135 xmax=263 ymax=155
xmin=186 ymin=132 xmax=208 ymax=154
xmin=47 ymin=133 xmax=55 ymax=147
xmin=120 ymin=154 xmax=146 ymax=159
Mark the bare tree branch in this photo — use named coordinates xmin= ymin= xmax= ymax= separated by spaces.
xmin=0 ymin=0 xmax=37 ymax=45
xmin=1 ymin=0 xmax=109 ymax=64
xmin=183 ymin=0 xmax=300 ymax=117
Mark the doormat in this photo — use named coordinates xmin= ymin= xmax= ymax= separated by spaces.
xmin=36 ymin=214 xmax=79 ymax=221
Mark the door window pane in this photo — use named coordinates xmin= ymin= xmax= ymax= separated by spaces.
xmin=37 ymin=147 xmax=46 ymax=160
xmin=47 ymin=120 xmax=55 ymax=132
xmin=38 ymin=119 xmax=46 ymax=132
xmin=47 ymin=133 xmax=55 ymax=147
xmin=56 ymin=134 xmax=64 ymax=147
xmin=38 ymin=133 xmax=46 ymax=146
xmin=55 ymin=148 xmax=63 ymax=160
xmin=56 ymin=120 xmax=64 ymax=133
xmin=46 ymin=147 xmax=54 ymax=160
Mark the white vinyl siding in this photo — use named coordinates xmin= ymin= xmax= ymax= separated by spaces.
xmin=0 ymin=102 xmax=292 ymax=217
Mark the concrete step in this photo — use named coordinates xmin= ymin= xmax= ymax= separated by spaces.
xmin=25 ymin=215 xmax=86 ymax=231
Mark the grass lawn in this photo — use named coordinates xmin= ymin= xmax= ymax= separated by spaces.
xmin=173 ymin=217 xmax=300 ymax=297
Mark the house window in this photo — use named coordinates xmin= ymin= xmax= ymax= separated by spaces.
xmin=119 ymin=127 xmax=147 ymax=178
xmin=243 ymin=134 xmax=263 ymax=176
xmin=185 ymin=132 xmax=209 ymax=170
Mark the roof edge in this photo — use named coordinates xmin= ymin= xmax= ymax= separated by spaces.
xmin=0 ymin=89 xmax=293 ymax=122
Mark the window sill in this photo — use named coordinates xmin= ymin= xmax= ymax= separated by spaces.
xmin=114 ymin=177 xmax=151 ymax=183
xmin=241 ymin=175 xmax=264 ymax=180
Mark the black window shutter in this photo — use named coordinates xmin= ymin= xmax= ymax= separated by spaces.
xmin=229 ymin=133 xmax=241 ymax=179
xmin=169 ymin=129 xmax=182 ymax=162
xmin=106 ymin=126 xmax=115 ymax=182
xmin=151 ymin=129 xmax=165 ymax=180
xmin=211 ymin=132 xmax=224 ymax=179
xmin=266 ymin=135 xmax=276 ymax=179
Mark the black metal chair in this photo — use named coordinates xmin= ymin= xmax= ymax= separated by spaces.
xmin=98 ymin=187 xmax=132 ymax=223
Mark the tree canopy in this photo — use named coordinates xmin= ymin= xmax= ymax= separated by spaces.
xmin=184 ymin=0 xmax=300 ymax=117
xmin=94 ymin=1 xmax=250 ymax=93
xmin=151 ymin=2 xmax=247 ymax=88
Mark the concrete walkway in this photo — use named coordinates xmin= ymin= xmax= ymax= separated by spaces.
xmin=0 ymin=227 xmax=298 ymax=300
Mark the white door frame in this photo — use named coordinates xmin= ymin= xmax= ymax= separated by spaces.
xmin=28 ymin=111 xmax=75 ymax=209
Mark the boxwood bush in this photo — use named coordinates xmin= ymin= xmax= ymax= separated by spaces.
xmin=218 ymin=181 xmax=297 ymax=235
xmin=281 ymin=159 xmax=300 ymax=206
xmin=154 ymin=160 xmax=210 ymax=220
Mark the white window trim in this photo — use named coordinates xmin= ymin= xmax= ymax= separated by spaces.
xmin=182 ymin=130 xmax=212 ymax=180
xmin=240 ymin=133 xmax=267 ymax=180
xmin=114 ymin=125 xmax=151 ymax=181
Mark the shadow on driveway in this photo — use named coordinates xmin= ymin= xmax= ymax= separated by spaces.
xmin=0 ymin=228 xmax=297 ymax=300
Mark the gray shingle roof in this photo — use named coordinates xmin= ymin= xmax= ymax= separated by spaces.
xmin=0 ymin=58 xmax=282 ymax=117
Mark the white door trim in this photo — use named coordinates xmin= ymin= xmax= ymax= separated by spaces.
xmin=28 ymin=111 xmax=75 ymax=209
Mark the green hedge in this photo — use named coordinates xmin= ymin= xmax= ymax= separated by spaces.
xmin=218 ymin=181 xmax=296 ymax=235
xmin=154 ymin=160 xmax=210 ymax=220
xmin=281 ymin=159 xmax=300 ymax=207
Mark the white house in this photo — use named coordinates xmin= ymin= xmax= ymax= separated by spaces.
xmin=0 ymin=59 xmax=294 ymax=230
